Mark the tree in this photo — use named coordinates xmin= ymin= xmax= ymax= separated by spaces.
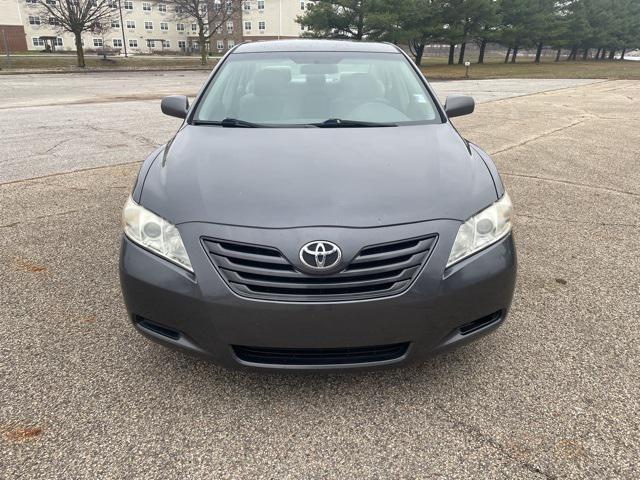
xmin=476 ymin=11 xmax=502 ymax=64
xmin=442 ymin=0 xmax=497 ymax=65
xmin=37 ymin=0 xmax=115 ymax=68
xmin=558 ymin=0 xmax=591 ymax=60
xmin=397 ymin=0 xmax=445 ymax=66
xmin=498 ymin=0 xmax=559 ymax=63
xmin=297 ymin=0 xmax=396 ymax=40
xmin=168 ymin=0 xmax=240 ymax=65
xmin=530 ymin=0 xmax=561 ymax=63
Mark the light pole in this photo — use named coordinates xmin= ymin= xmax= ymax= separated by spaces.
xmin=278 ymin=0 xmax=282 ymax=40
xmin=118 ymin=0 xmax=128 ymax=57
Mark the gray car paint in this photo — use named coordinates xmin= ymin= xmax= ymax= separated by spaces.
xmin=140 ymin=124 xmax=498 ymax=229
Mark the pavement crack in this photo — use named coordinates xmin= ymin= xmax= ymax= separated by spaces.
xmin=0 ymin=92 xmax=199 ymax=110
xmin=490 ymin=118 xmax=588 ymax=156
xmin=516 ymin=213 xmax=639 ymax=228
xmin=433 ymin=403 xmax=557 ymax=479
xmin=0 ymin=161 xmax=142 ymax=187
xmin=1 ymin=209 xmax=87 ymax=229
xmin=42 ymin=139 xmax=70 ymax=155
xmin=502 ymin=172 xmax=639 ymax=198
xmin=480 ymin=80 xmax=611 ymax=106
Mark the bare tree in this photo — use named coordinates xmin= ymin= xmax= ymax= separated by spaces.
xmin=37 ymin=0 xmax=115 ymax=68
xmin=168 ymin=0 xmax=240 ymax=65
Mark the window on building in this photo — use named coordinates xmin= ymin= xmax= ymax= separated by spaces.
xmin=54 ymin=37 xmax=63 ymax=46
xmin=28 ymin=16 xmax=41 ymax=25
xmin=148 ymin=40 xmax=156 ymax=48
xmin=49 ymin=17 xmax=60 ymax=26
xmin=126 ymin=20 xmax=135 ymax=29
xmin=163 ymin=40 xmax=170 ymax=48
xmin=45 ymin=0 xmax=56 ymax=4
xmin=111 ymin=19 xmax=120 ymax=28
xmin=191 ymin=23 xmax=197 ymax=32
xmin=216 ymin=40 xmax=224 ymax=50
xmin=129 ymin=39 xmax=138 ymax=48
xmin=25 ymin=0 xmax=38 ymax=4
xmin=257 ymin=0 xmax=264 ymax=10
xmin=227 ymin=40 xmax=235 ymax=49
xmin=178 ymin=40 xmax=186 ymax=49
xmin=158 ymin=3 xmax=167 ymax=12
xmin=244 ymin=21 xmax=251 ymax=31
xmin=177 ymin=23 xmax=185 ymax=31
xmin=300 ymin=1 xmax=305 ymax=10
xmin=32 ymin=37 xmax=45 ymax=47
xmin=144 ymin=21 xmax=153 ymax=30
xmin=113 ymin=38 xmax=123 ymax=47
xmin=161 ymin=22 xmax=168 ymax=31
xmin=93 ymin=38 xmax=103 ymax=47
xmin=124 ymin=1 xmax=133 ymax=11
xmin=243 ymin=1 xmax=250 ymax=10
xmin=142 ymin=2 xmax=151 ymax=12
xmin=226 ymin=20 xmax=233 ymax=33
xmin=258 ymin=21 xmax=266 ymax=31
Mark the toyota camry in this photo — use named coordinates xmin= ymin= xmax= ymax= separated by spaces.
xmin=119 ymin=40 xmax=517 ymax=370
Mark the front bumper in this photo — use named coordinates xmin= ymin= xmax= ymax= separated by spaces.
xmin=119 ymin=220 xmax=517 ymax=370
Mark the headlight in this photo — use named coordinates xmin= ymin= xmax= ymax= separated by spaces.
xmin=122 ymin=196 xmax=193 ymax=272
xmin=447 ymin=193 xmax=513 ymax=268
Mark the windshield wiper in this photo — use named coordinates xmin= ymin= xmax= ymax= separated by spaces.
xmin=192 ymin=118 xmax=262 ymax=128
xmin=312 ymin=118 xmax=398 ymax=128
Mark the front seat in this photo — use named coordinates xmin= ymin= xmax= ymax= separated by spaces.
xmin=331 ymin=73 xmax=385 ymax=119
xmin=238 ymin=68 xmax=292 ymax=122
xmin=299 ymin=74 xmax=330 ymax=120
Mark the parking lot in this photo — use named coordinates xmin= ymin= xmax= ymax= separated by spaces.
xmin=1 ymin=72 xmax=638 ymax=478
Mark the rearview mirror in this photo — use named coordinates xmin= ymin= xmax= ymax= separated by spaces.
xmin=161 ymin=95 xmax=189 ymax=119
xmin=444 ymin=95 xmax=475 ymax=118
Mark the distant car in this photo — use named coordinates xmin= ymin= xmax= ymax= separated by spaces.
xmin=119 ymin=40 xmax=517 ymax=370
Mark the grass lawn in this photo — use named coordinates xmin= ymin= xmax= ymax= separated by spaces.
xmin=0 ymin=54 xmax=217 ymax=72
xmin=419 ymin=56 xmax=640 ymax=80
xmin=2 ymin=51 xmax=640 ymax=80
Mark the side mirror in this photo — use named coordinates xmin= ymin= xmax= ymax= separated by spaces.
xmin=161 ymin=95 xmax=189 ymax=119
xmin=444 ymin=95 xmax=475 ymax=118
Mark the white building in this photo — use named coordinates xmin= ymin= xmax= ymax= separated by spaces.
xmin=0 ymin=0 xmax=311 ymax=54
xmin=241 ymin=0 xmax=310 ymax=41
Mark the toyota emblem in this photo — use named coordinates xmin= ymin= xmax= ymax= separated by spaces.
xmin=299 ymin=241 xmax=342 ymax=271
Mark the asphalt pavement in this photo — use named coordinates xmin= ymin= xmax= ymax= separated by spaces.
xmin=0 ymin=72 xmax=638 ymax=479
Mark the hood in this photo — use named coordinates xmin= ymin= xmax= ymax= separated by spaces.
xmin=140 ymin=124 xmax=497 ymax=228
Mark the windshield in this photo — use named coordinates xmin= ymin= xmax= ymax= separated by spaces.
xmin=193 ymin=52 xmax=441 ymax=127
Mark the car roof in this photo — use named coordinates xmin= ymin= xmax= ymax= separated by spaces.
xmin=233 ymin=39 xmax=401 ymax=54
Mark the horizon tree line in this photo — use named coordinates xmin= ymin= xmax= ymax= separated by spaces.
xmin=298 ymin=0 xmax=640 ymax=65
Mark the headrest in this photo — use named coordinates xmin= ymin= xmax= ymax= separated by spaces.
xmin=340 ymin=73 xmax=384 ymax=99
xmin=305 ymin=74 xmax=327 ymax=90
xmin=253 ymin=68 xmax=292 ymax=96
xmin=301 ymin=63 xmax=339 ymax=75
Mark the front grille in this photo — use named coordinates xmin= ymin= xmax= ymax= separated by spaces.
xmin=202 ymin=235 xmax=437 ymax=301
xmin=233 ymin=343 xmax=410 ymax=366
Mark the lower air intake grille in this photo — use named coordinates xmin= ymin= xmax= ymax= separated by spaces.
xmin=233 ymin=343 xmax=410 ymax=366
xmin=202 ymin=235 xmax=437 ymax=301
